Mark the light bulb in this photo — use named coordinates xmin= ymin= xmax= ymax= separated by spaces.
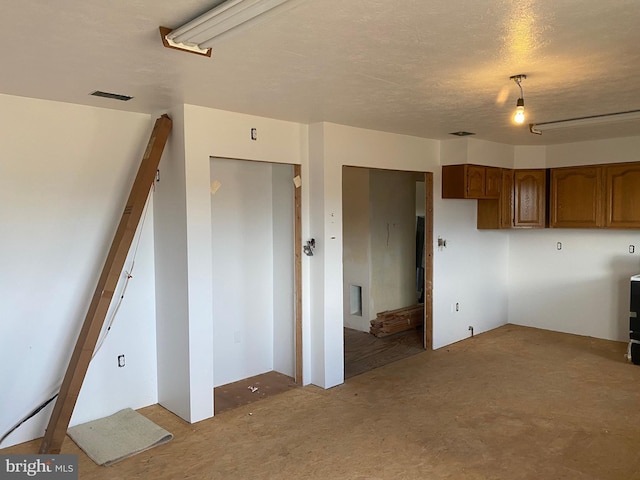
xmin=513 ymin=98 xmax=525 ymax=124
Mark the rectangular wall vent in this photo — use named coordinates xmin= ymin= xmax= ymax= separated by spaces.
xmin=90 ymin=90 xmax=133 ymax=101
xmin=350 ymin=285 xmax=362 ymax=316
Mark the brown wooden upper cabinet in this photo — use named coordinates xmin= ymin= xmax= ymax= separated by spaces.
xmin=604 ymin=163 xmax=640 ymax=228
xmin=513 ymin=169 xmax=547 ymax=228
xmin=549 ymin=166 xmax=603 ymax=228
xmin=477 ymin=168 xmax=546 ymax=229
xmin=449 ymin=161 xmax=640 ymax=229
xmin=442 ymin=164 xmax=501 ymax=199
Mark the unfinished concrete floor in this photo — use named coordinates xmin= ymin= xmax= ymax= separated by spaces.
xmin=4 ymin=325 xmax=640 ymax=479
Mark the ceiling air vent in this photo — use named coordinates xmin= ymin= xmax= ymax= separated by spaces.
xmin=449 ymin=131 xmax=475 ymax=137
xmin=90 ymin=90 xmax=133 ymax=101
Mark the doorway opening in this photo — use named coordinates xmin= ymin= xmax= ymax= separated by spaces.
xmin=210 ymin=158 xmax=302 ymax=412
xmin=342 ymin=166 xmax=433 ymax=378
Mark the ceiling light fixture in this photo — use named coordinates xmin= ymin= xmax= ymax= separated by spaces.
xmin=160 ymin=0 xmax=301 ymax=56
xmin=529 ymin=109 xmax=640 ymax=135
xmin=510 ymin=74 xmax=527 ymax=125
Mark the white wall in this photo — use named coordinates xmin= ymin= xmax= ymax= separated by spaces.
xmin=312 ymin=123 xmax=442 ymax=387
xmin=272 ymin=164 xmax=295 ymax=377
xmin=153 ymin=104 xmax=308 ymax=423
xmin=433 ymin=138 xmax=512 ymax=348
xmin=0 ymin=94 xmax=157 ymax=448
xmin=5 ymin=93 xmax=636 ymax=449
xmin=308 ymin=123 xmax=327 ymax=387
xmin=76 ymin=194 xmax=158 ymax=421
xmin=433 ymin=140 xmax=511 ymax=349
xmin=546 ymin=136 xmax=640 ymax=167
xmin=342 ymin=168 xmax=418 ymax=332
xmin=342 ymin=167 xmax=371 ymax=331
xmin=369 ymin=169 xmax=417 ymax=315
xmin=508 ymin=229 xmax=640 ymax=340
xmin=466 ymin=139 xmax=515 ymax=167
xmin=432 ymin=193 xmax=510 ymax=348
xmin=211 ymin=158 xmax=273 ymax=386
xmin=154 ymin=105 xmax=193 ymax=421
xmin=174 ymin=121 xmax=512 ymax=392
xmin=441 ymin=137 xmax=514 ymax=168
xmin=312 ymin=124 xmax=512 ymax=386
xmin=514 ymin=145 xmax=546 ymax=169
xmin=210 ymin=159 xmax=294 ymax=387
xmin=508 ymin=135 xmax=640 ymax=341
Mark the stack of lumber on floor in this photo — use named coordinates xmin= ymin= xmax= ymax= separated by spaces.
xmin=370 ymin=304 xmax=424 ymax=337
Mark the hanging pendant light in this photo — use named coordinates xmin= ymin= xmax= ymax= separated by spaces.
xmin=510 ymin=74 xmax=527 ymax=124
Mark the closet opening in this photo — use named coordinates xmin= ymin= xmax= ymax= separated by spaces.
xmin=210 ymin=158 xmax=302 ymax=413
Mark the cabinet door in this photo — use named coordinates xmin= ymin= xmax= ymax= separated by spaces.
xmin=441 ymin=165 xmax=466 ymax=198
xmin=550 ymin=166 xmax=603 ymax=228
xmin=500 ymin=169 xmax=514 ymax=228
xmin=605 ymin=163 xmax=640 ymax=228
xmin=477 ymin=168 xmax=514 ymax=229
xmin=485 ymin=167 xmax=502 ymax=198
xmin=466 ymin=165 xmax=486 ymax=198
xmin=442 ymin=164 xmax=501 ymax=199
xmin=513 ymin=170 xmax=546 ymax=228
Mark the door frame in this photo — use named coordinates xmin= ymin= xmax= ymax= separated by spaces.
xmin=210 ymin=157 xmax=303 ymax=385
xmin=294 ymin=164 xmax=303 ymax=383
xmin=423 ymin=171 xmax=433 ymax=349
xmin=341 ymin=166 xmax=433 ymax=350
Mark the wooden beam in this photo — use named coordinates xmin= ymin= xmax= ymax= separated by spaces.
xmin=370 ymin=304 xmax=424 ymax=337
xmin=39 ymin=114 xmax=172 ymax=454
xmin=294 ymin=165 xmax=303 ymax=384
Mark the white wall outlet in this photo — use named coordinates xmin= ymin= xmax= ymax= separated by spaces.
xmin=117 ymin=354 xmax=125 ymax=368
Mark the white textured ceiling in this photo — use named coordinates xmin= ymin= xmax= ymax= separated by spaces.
xmin=2 ymin=0 xmax=640 ymax=145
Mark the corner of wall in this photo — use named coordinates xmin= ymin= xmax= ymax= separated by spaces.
xmin=439 ymin=137 xmax=469 ymax=165
xmin=514 ymin=144 xmax=547 ymax=169
xmin=307 ymin=122 xmax=328 ymax=387
xmin=153 ymin=105 xmax=193 ymax=422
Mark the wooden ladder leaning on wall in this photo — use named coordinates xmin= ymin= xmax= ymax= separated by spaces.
xmin=39 ymin=114 xmax=172 ymax=454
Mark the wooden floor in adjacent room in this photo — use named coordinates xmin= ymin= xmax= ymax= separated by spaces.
xmin=4 ymin=324 xmax=640 ymax=479
xmin=344 ymin=326 xmax=424 ymax=378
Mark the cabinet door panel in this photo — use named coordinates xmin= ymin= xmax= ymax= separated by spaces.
xmin=466 ymin=165 xmax=486 ymax=198
xmin=485 ymin=167 xmax=501 ymax=198
xmin=513 ymin=170 xmax=546 ymax=228
xmin=550 ymin=167 xmax=602 ymax=228
xmin=605 ymin=163 xmax=640 ymax=228
xmin=500 ymin=169 xmax=514 ymax=228
xmin=441 ymin=165 xmax=466 ymax=198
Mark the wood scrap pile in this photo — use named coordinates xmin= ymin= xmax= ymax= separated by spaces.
xmin=369 ymin=304 xmax=424 ymax=337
